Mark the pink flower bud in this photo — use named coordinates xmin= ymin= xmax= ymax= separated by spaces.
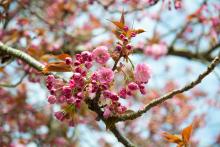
xmin=74 ymin=60 xmax=81 ymax=66
xmin=123 ymin=38 xmax=128 ymax=42
xmin=116 ymin=45 xmax=122 ymax=51
xmin=123 ymin=25 xmax=129 ymax=31
xmin=46 ymin=83 xmax=53 ymax=90
xmin=72 ymin=73 xmax=81 ymax=80
xmin=128 ymin=82 xmax=139 ymax=90
xmin=65 ymin=57 xmax=72 ymax=65
xmin=118 ymin=88 xmax=127 ymax=99
xmin=126 ymin=44 xmax=132 ymax=50
xmin=48 ymin=95 xmax=56 ymax=104
xmin=85 ymin=61 xmax=93 ymax=69
xmin=75 ymin=67 xmax=83 ymax=73
xmin=119 ymin=34 xmax=125 ymax=39
xmin=91 ymin=84 xmax=98 ymax=93
xmin=91 ymin=72 xmax=98 ymax=81
xmin=81 ymin=51 xmax=92 ymax=62
xmin=140 ymin=88 xmax=146 ymax=95
xmin=50 ymin=88 xmax=56 ymax=95
xmin=131 ymin=32 xmax=136 ymax=37
xmin=77 ymin=92 xmax=83 ymax=99
xmin=69 ymin=79 xmax=75 ymax=88
xmin=47 ymin=75 xmax=55 ymax=83
xmin=110 ymin=94 xmax=119 ymax=101
xmin=54 ymin=111 xmax=65 ymax=121
xmin=62 ymin=86 xmax=72 ymax=98
xmin=75 ymin=54 xmax=82 ymax=61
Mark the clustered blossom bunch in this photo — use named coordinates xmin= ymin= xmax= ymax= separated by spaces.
xmin=45 ymin=13 xmax=152 ymax=126
xmin=46 ymin=48 xmax=151 ymax=125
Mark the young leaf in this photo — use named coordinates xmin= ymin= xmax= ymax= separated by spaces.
xmin=181 ymin=123 xmax=193 ymax=144
xmin=109 ymin=12 xmax=125 ymax=30
xmin=56 ymin=53 xmax=71 ymax=61
xmin=135 ymin=29 xmax=145 ymax=34
xmin=120 ymin=10 xmax=125 ymax=26
xmin=110 ymin=21 xmax=124 ymax=30
xmin=162 ymin=122 xmax=194 ymax=147
xmin=161 ymin=132 xmax=182 ymax=144
xmin=43 ymin=61 xmax=72 ymax=73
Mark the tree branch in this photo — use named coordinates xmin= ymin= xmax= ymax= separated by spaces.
xmin=109 ymin=125 xmax=135 ymax=147
xmin=0 ymin=42 xmax=44 ymax=71
xmin=112 ymin=53 xmax=220 ymax=122
xmin=134 ymin=42 xmax=220 ymax=62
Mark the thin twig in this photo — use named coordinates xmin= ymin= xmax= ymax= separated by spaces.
xmin=112 ymin=53 xmax=220 ymax=122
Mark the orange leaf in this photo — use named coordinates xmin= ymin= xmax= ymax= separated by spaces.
xmin=110 ymin=21 xmax=124 ymax=30
xmin=43 ymin=62 xmax=72 ymax=73
xmin=135 ymin=29 xmax=145 ymax=34
xmin=127 ymin=29 xmax=145 ymax=38
xmin=161 ymin=132 xmax=182 ymax=144
xmin=181 ymin=123 xmax=193 ymax=144
xmin=27 ymin=47 xmax=43 ymax=59
xmin=110 ymin=12 xmax=126 ymax=30
xmin=56 ymin=53 xmax=71 ymax=61
xmin=120 ymin=11 xmax=125 ymax=26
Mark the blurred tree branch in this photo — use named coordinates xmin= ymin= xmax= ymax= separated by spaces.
xmin=0 ymin=73 xmax=27 ymax=88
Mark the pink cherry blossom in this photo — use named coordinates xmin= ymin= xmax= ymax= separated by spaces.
xmin=134 ymin=63 xmax=151 ymax=83
xmin=96 ymin=67 xmax=114 ymax=84
xmin=65 ymin=57 xmax=72 ymax=65
xmin=92 ymin=46 xmax=110 ymax=64
xmin=144 ymin=43 xmax=167 ymax=59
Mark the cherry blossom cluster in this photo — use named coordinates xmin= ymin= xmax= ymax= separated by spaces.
xmin=45 ymin=12 xmax=153 ymax=125
xmin=45 ymin=44 xmax=152 ymax=125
